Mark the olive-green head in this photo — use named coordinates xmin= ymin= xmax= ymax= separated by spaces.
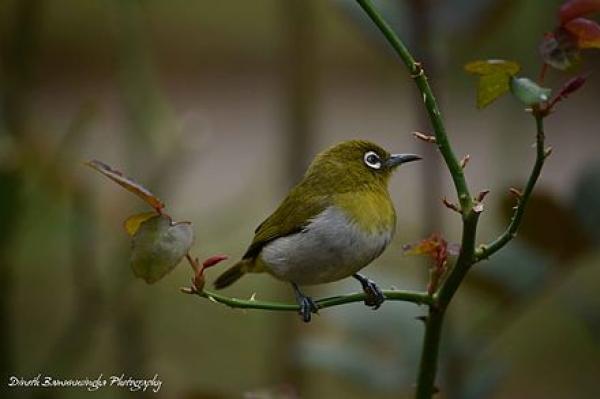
xmin=304 ymin=140 xmax=421 ymax=192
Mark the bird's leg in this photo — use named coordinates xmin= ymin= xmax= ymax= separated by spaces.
xmin=292 ymin=283 xmax=318 ymax=323
xmin=353 ymin=273 xmax=385 ymax=309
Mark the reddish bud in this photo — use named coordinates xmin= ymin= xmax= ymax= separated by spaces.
xmin=202 ymin=254 xmax=229 ymax=269
xmin=549 ymin=74 xmax=588 ymax=110
xmin=559 ymin=75 xmax=588 ymax=97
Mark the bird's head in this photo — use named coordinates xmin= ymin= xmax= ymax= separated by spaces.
xmin=305 ymin=140 xmax=421 ymax=191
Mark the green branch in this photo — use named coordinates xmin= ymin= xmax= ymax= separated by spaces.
xmin=415 ymin=306 xmax=445 ymax=398
xmin=475 ymin=115 xmax=547 ymax=261
xmin=435 ymin=211 xmax=480 ymax=305
xmin=183 ymin=288 xmax=433 ymax=311
xmin=355 ymin=0 xmax=471 ymax=210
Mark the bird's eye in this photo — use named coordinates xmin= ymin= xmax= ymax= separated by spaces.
xmin=363 ymin=151 xmax=382 ymax=170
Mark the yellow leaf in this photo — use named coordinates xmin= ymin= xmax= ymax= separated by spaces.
xmin=464 ymin=60 xmax=521 ymax=109
xmin=464 ymin=59 xmax=521 ymax=76
xmin=124 ymin=211 xmax=158 ymax=236
xmin=477 ymin=73 xmax=511 ymax=109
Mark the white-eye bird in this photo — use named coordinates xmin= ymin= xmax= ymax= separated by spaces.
xmin=214 ymin=140 xmax=421 ymax=322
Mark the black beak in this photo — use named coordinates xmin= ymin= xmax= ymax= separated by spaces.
xmin=386 ymin=153 xmax=422 ymax=168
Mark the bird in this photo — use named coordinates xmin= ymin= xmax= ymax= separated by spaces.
xmin=214 ymin=140 xmax=421 ymax=322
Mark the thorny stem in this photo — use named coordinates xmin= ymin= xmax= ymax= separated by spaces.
xmin=475 ymin=115 xmax=547 ymax=261
xmin=184 ymin=288 xmax=433 ymax=311
xmin=435 ymin=210 xmax=480 ymax=305
xmin=415 ymin=306 xmax=445 ymax=398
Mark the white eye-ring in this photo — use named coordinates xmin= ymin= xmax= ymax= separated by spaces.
xmin=363 ymin=151 xmax=382 ymax=170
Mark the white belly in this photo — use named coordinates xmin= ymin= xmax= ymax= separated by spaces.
xmin=259 ymin=206 xmax=393 ymax=285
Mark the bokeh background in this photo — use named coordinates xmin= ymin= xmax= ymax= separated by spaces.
xmin=1 ymin=0 xmax=599 ymax=398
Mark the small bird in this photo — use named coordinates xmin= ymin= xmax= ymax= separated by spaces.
xmin=214 ymin=140 xmax=421 ymax=322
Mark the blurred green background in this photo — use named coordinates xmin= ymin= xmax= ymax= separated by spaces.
xmin=1 ymin=0 xmax=599 ymax=398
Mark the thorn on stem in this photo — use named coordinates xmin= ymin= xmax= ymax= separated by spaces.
xmin=442 ymin=197 xmax=461 ymax=214
xmin=544 ymin=146 xmax=553 ymax=158
xmin=475 ymin=189 xmax=491 ymax=202
xmin=411 ymin=62 xmax=424 ymax=78
xmin=412 ymin=131 xmax=436 ymax=144
xmin=460 ymin=154 xmax=470 ymax=169
xmin=473 ymin=202 xmax=484 ymax=214
xmin=509 ymin=187 xmax=522 ymax=199
xmin=476 ymin=244 xmax=489 ymax=260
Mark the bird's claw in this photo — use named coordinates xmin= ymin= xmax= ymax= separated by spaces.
xmin=298 ymin=296 xmax=319 ymax=323
xmin=292 ymin=283 xmax=319 ymax=323
xmin=355 ymin=275 xmax=385 ymax=309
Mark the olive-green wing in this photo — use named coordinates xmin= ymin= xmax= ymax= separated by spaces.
xmin=242 ymin=190 xmax=330 ymax=260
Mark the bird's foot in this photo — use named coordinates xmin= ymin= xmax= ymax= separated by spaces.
xmin=292 ymin=283 xmax=319 ymax=323
xmin=298 ymin=296 xmax=319 ymax=323
xmin=353 ymin=274 xmax=385 ymax=309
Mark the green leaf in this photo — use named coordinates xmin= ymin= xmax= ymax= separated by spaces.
xmin=131 ymin=215 xmax=194 ymax=284
xmin=464 ymin=59 xmax=520 ymax=76
xmin=509 ymin=77 xmax=552 ymax=106
xmin=476 ymin=73 xmax=511 ymax=109
xmin=464 ymin=60 xmax=521 ymax=108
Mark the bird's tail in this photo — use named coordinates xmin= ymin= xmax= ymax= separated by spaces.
xmin=214 ymin=259 xmax=251 ymax=289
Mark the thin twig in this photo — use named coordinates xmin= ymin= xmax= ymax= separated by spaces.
xmin=183 ymin=288 xmax=433 ymax=311
xmin=475 ymin=115 xmax=546 ymax=261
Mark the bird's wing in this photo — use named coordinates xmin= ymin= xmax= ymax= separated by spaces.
xmin=242 ymin=189 xmax=330 ymax=260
